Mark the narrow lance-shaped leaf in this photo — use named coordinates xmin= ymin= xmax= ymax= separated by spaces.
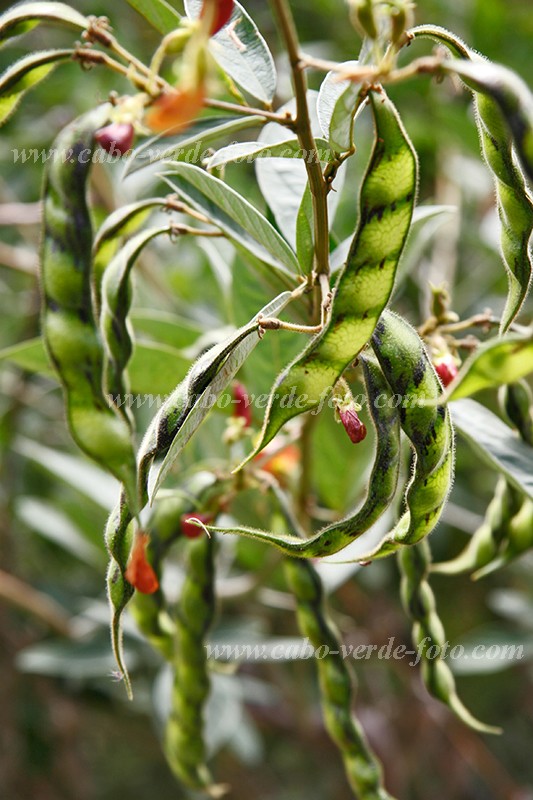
xmin=317 ymin=61 xmax=365 ymax=153
xmin=431 ymin=332 xmax=533 ymax=404
xmin=204 ymin=138 xmax=331 ymax=171
xmin=125 ymin=0 xmax=181 ymax=35
xmin=148 ymin=291 xmax=293 ymax=502
xmin=160 ymin=162 xmax=300 ymax=275
xmin=123 ymin=116 xmax=260 ymax=177
xmin=0 ymin=2 xmax=88 ymax=44
xmin=0 ymin=49 xmax=73 ymax=127
xmin=184 ymin=0 xmax=277 ymax=104
xmin=295 ymin=185 xmax=314 ymax=275
xmin=451 ymin=399 xmax=533 ymax=499
xmin=238 ymin=89 xmax=418 ymax=466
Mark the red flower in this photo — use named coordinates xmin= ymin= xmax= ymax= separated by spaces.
xmin=180 ymin=513 xmax=213 ymax=539
xmin=201 ymin=0 xmax=234 ymax=35
xmin=125 ymin=532 xmax=159 ymax=594
xmin=434 ymin=354 xmax=459 ymax=387
xmin=95 ymin=122 xmax=135 ymax=156
xmin=233 ymin=382 xmax=252 ymax=427
xmin=338 ymin=405 xmax=367 ymax=444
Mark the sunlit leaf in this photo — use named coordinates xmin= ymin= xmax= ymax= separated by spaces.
xmin=0 ymin=49 xmax=72 ymax=126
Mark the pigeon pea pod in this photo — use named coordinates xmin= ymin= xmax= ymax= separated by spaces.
xmin=239 ymin=88 xmax=417 ymax=465
xmin=354 ymin=310 xmax=454 ymax=562
xmin=164 ymin=534 xmax=218 ymax=793
xmin=206 ymin=355 xmax=402 ymax=557
xmin=40 ymin=107 xmax=137 ymax=508
xmin=399 ymin=540 xmax=501 ymax=734
xmin=284 ymin=556 xmax=393 ymax=799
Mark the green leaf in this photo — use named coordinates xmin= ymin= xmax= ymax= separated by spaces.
xmin=128 ymin=341 xmax=190 ymax=396
xmin=184 ymin=0 xmax=276 ymax=103
xmin=451 ymin=399 xmax=533 ymax=499
xmin=16 ymin=496 xmax=102 ymax=565
xmin=0 ymin=49 xmax=72 ymax=126
xmin=255 ymin=92 xmax=346 ymax=250
xmin=295 ymin=185 xmax=314 ymax=275
xmin=0 ymin=1 xmax=88 ymax=44
xmin=160 ymin=162 xmax=300 ymax=275
xmin=131 ymin=309 xmax=203 ymax=349
xmin=205 ymin=138 xmax=331 ymax=171
xmin=317 ymin=61 xmax=365 ymax=153
xmin=436 ymin=333 xmax=533 ymax=403
xmin=0 ymin=337 xmax=53 ymax=376
xmin=125 ymin=0 xmax=181 ymax=35
xmin=151 ymin=291 xmax=292 ymax=499
xmin=123 ymin=116 xmax=261 ymax=176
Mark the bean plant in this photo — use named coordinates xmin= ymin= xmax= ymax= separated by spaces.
xmin=1 ymin=0 xmax=532 ymax=796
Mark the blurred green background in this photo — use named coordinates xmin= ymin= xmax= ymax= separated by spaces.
xmin=0 ymin=1 xmax=532 ymax=798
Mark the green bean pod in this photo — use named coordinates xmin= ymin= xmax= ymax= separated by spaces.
xmin=432 ymin=477 xmax=522 ymax=576
xmin=411 ymin=25 xmax=533 ymax=332
xmin=500 ymin=380 xmax=533 ymax=446
xmin=284 ymin=557 xmax=393 ymax=799
xmin=399 ymin=540 xmax=500 ymax=734
xmin=164 ymin=534 xmax=216 ymax=792
xmin=40 ymin=107 xmax=137 ymax=507
xmin=100 ymin=225 xmax=174 ymax=419
xmin=205 ymin=355 xmax=402 ymax=557
xmin=355 ymin=310 xmax=454 ymax=561
xmin=239 ymin=88 xmax=417 ymax=465
xmin=473 ymin=497 xmax=533 ymax=579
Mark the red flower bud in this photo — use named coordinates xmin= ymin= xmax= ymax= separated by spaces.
xmin=233 ymin=382 xmax=252 ymax=427
xmin=434 ymin=354 xmax=459 ymax=387
xmin=125 ymin=532 xmax=159 ymax=594
xmin=180 ymin=513 xmax=213 ymax=539
xmin=338 ymin=405 xmax=367 ymax=444
xmin=201 ymin=0 xmax=234 ymax=35
xmin=95 ymin=122 xmax=135 ymax=156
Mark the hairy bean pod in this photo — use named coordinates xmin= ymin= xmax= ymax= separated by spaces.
xmin=399 ymin=540 xmax=500 ymax=734
xmin=355 ymin=310 xmax=454 ymax=561
xmin=239 ymin=88 xmax=417 ymax=464
xmin=164 ymin=533 xmax=217 ymax=792
xmin=100 ymin=225 xmax=175 ymax=419
xmin=473 ymin=497 xmax=533 ymax=579
xmin=206 ymin=355 xmax=402 ymax=557
xmin=40 ymin=107 xmax=137 ymax=507
xmin=284 ymin=556 xmax=393 ymax=799
xmin=411 ymin=25 xmax=533 ymax=331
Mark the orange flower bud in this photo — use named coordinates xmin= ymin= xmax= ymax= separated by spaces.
xmin=145 ymin=84 xmax=205 ymax=135
xmin=125 ymin=532 xmax=159 ymax=594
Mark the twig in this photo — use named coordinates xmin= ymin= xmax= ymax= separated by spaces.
xmin=0 ymin=569 xmax=72 ymax=637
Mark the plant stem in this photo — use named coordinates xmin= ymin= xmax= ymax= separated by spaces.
xmin=271 ymin=0 xmax=330 ymax=277
xmin=205 ymin=98 xmax=296 ymax=127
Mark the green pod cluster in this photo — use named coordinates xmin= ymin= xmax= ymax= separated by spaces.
xmin=240 ymin=88 xmax=417 ymax=464
xmin=164 ymin=534 xmax=216 ymax=792
xmin=100 ymin=225 xmax=174 ymax=418
xmin=432 ymin=477 xmax=522 ymax=576
xmin=40 ymin=107 xmax=137 ymax=507
xmin=284 ymin=557 xmax=393 ymax=799
xmin=474 ymin=497 xmax=533 ymax=579
xmin=355 ymin=310 xmax=454 ymax=561
xmin=399 ymin=540 xmax=500 ymax=734
xmin=206 ymin=355 xmax=402 ymax=557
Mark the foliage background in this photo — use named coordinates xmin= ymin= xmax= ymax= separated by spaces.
xmin=0 ymin=0 xmax=532 ymax=798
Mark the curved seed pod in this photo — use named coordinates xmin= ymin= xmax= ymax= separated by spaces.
xmin=411 ymin=26 xmax=533 ymax=332
xmin=500 ymin=380 xmax=533 ymax=446
xmin=399 ymin=540 xmax=500 ymax=734
xmin=100 ymin=225 xmax=175 ymax=418
xmin=473 ymin=497 xmax=533 ymax=579
xmin=205 ymin=355 xmax=402 ymax=557
xmin=284 ymin=557 xmax=393 ymax=799
xmin=164 ymin=534 xmax=218 ymax=792
xmin=238 ymin=88 xmax=417 ymax=466
xmin=431 ymin=477 xmax=522 ymax=576
xmin=355 ymin=310 xmax=454 ymax=562
xmin=40 ymin=107 xmax=137 ymax=508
